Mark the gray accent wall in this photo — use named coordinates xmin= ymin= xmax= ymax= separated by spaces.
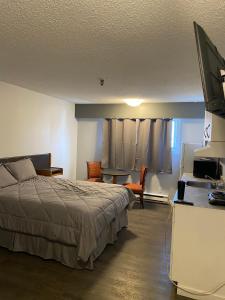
xmin=75 ymin=102 xmax=205 ymax=119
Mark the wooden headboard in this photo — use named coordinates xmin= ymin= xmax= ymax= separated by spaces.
xmin=0 ymin=153 xmax=51 ymax=170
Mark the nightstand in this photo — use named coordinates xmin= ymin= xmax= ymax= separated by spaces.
xmin=36 ymin=167 xmax=63 ymax=176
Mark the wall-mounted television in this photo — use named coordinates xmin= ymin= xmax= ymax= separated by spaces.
xmin=194 ymin=22 xmax=225 ymax=117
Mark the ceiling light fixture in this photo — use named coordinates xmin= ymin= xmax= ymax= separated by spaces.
xmin=124 ymin=98 xmax=143 ymax=107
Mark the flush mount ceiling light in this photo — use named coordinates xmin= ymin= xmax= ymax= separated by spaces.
xmin=124 ymin=98 xmax=143 ymax=107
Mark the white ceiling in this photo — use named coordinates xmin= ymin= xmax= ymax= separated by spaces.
xmin=1 ymin=0 xmax=225 ymax=104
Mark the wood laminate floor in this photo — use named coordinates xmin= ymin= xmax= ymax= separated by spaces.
xmin=0 ymin=202 xmax=190 ymax=300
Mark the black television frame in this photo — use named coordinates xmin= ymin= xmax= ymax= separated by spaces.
xmin=194 ymin=22 xmax=225 ymax=117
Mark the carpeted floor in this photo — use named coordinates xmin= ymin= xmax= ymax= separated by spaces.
xmin=0 ymin=202 xmax=190 ymax=300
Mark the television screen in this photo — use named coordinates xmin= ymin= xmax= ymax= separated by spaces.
xmin=194 ymin=22 xmax=225 ymax=117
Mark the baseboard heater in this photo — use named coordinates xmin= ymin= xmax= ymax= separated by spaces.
xmin=143 ymin=192 xmax=169 ymax=204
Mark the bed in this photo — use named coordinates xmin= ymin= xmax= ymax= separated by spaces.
xmin=0 ymin=154 xmax=135 ymax=269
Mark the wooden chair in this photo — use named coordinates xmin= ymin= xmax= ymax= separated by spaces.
xmin=124 ymin=166 xmax=148 ymax=208
xmin=87 ymin=161 xmax=103 ymax=182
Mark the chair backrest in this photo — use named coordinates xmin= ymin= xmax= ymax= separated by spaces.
xmin=87 ymin=161 xmax=102 ymax=179
xmin=140 ymin=166 xmax=148 ymax=189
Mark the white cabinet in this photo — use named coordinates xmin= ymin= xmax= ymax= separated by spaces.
xmin=195 ymin=111 xmax=225 ymax=157
xmin=170 ymin=202 xmax=225 ymax=300
xmin=203 ymin=111 xmax=212 ymax=143
xmin=203 ymin=111 xmax=225 ymax=143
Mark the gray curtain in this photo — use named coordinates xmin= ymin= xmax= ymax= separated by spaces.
xmin=136 ymin=119 xmax=172 ymax=173
xmin=103 ymin=118 xmax=172 ymax=173
xmin=102 ymin=119 xmax=136 ymax=170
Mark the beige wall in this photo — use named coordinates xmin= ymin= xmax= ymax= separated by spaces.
xmin=0 ymin=81 xmax=77 ymax=181
xmin=76 ymin=119 xmax=103 ymax=180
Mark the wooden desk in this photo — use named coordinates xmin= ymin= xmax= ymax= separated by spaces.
xmin=102 ymin=169 xmax=130 ymax=184
xmin=36 ymin=167 xmax=63 ymax=177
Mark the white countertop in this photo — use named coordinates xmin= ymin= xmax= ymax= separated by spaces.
xmin=173 ymin=173 xmax=225 ymax=210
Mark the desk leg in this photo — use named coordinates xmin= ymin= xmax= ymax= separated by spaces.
xmin=112 ymin=175 xmax=117 ymax=184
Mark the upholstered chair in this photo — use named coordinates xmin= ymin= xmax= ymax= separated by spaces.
xmin=87 ymin=161 xmax=103 ymax=182
xmin=124 ymin=166 xmax=148 ymax=208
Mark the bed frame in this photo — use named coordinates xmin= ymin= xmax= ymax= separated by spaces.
xmin=0 ymin=153 xmax=51 ymax=169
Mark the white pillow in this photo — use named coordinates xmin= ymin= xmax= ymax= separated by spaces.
xmin=0 ymin=165 xmax=18 ymax=188
xmin=5 ymin=158 xmax=37 ymax=182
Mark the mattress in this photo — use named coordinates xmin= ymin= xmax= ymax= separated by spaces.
xmin=0 ymin=176 xmax=135 ymax=267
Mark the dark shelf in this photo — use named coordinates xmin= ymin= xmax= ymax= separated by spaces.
xmin=36 ymin=167 xmax=63 ymax=176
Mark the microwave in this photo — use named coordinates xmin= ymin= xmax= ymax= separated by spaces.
xmin=193 ymin=159 xmax=222 ymax=180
